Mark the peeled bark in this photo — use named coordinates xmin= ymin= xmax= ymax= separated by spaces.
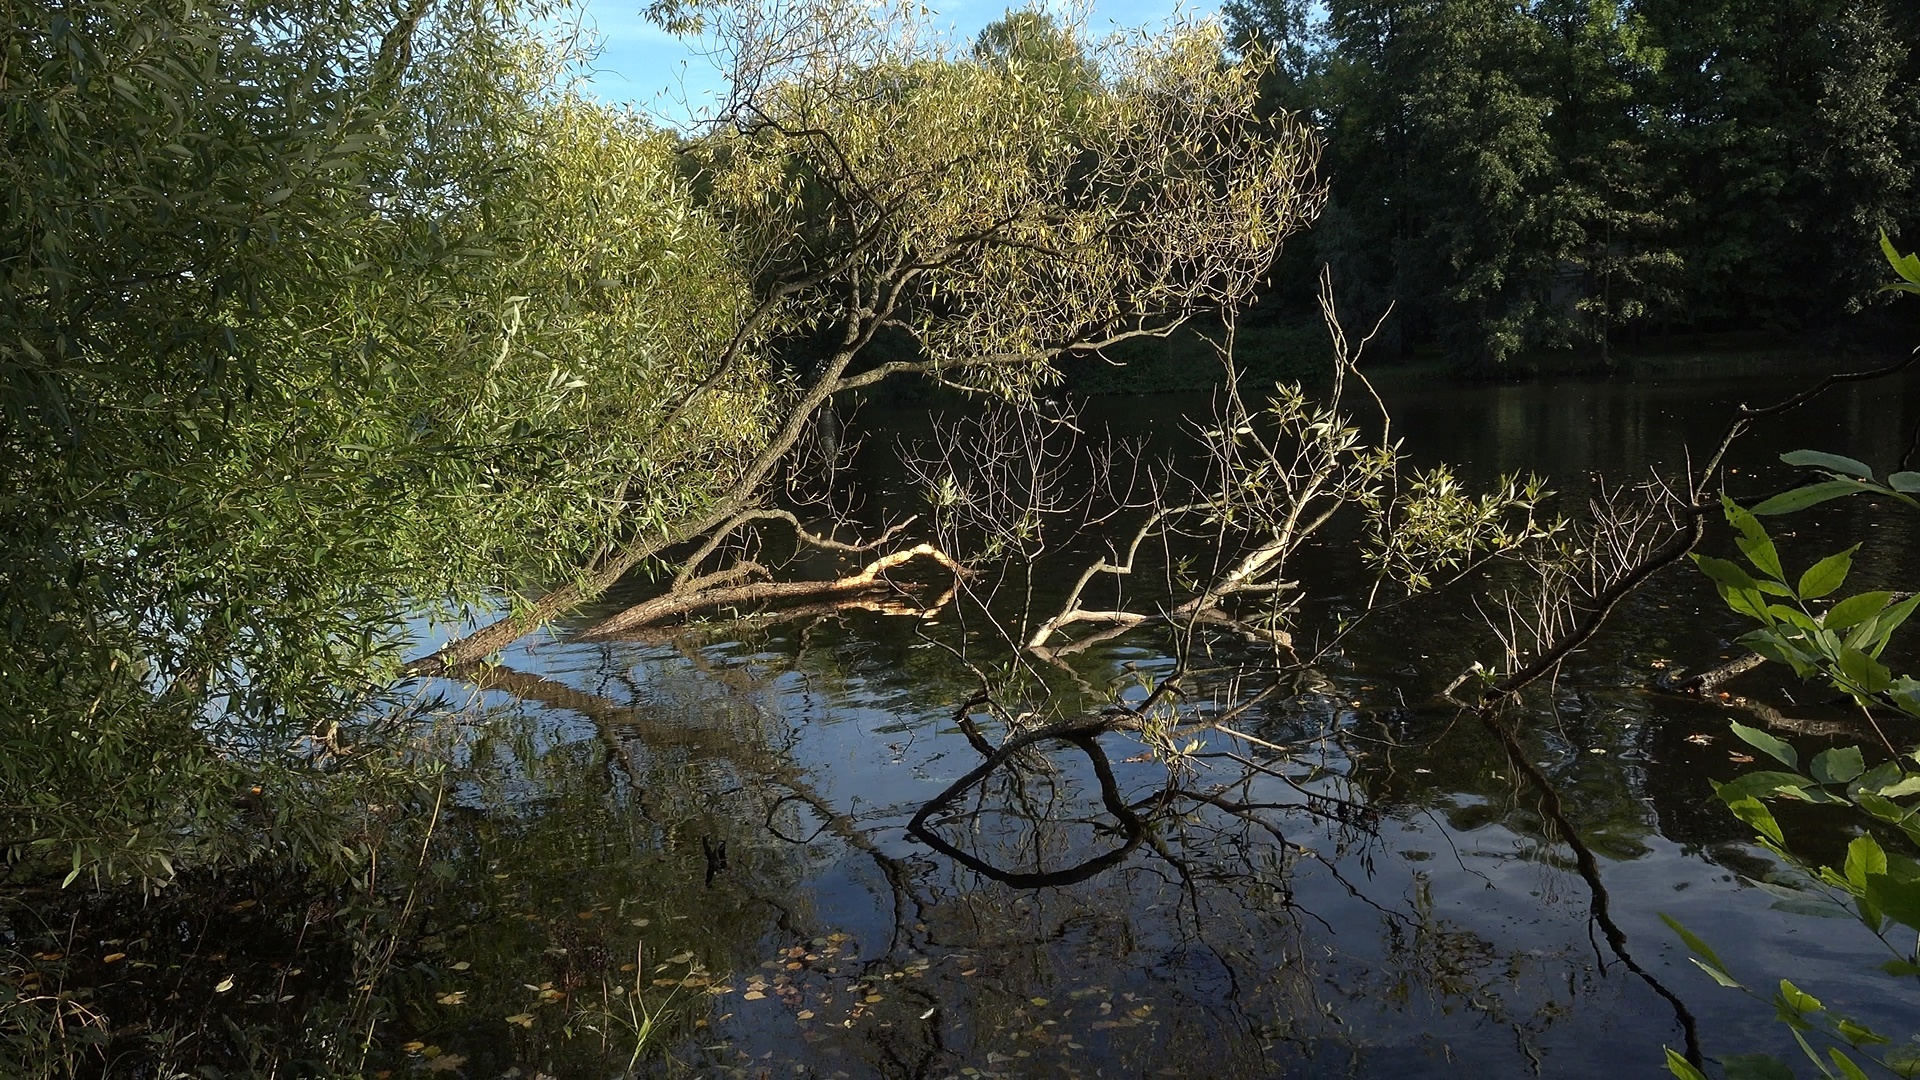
xmin=575 ymin=543 xmax=964 ymax=639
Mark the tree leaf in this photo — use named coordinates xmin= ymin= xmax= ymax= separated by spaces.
xmin=1728 ymin=721 xmax=1798 ymax=768
xmin=1664 ymin=1048 xmax=1708 ymax=1080
xmin=1694 ymin=554 xmax=1759 ymax=592
xmin=1797 ymin=546 xmax=1858 ymax=600
xmin=1865 ymin=873 xmax=1920 ymax=932
xmin=1780 ymin=450 xmax=1874 ymax=480
xmin=1724 ymin=794 xmax=1786 ymax=845
xmin=1888 ymin=471 xmax=1920 ymax=493
xmin=1660 ymin=913 xmax=1733 ymax=976
xmin=1824 ymin=591 xmax=1890 ymax=632
xmin=1810 ymin=746 xmax=1865 ymax=786
xmin=1723 ymin=1053 xmax=1795 ymax=1080
xmin=1776 ymin=978 xmax=1824 ymax=1017
xmin=1752 ymin=480 xmax=1873 ymax=515
xmin=1836 ymin=648 xmax=1893 ymax=696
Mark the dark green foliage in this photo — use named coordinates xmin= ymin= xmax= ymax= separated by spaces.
xmin=1227 ymin=0 xmax=1920 ymax=368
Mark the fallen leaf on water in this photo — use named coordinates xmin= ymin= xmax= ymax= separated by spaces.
xmin=743 ymin=990 xmax=766 ymax=1001
xmin=505 ymin=1013 xmax=536 ymax=1028
xmin=1729 ymin=752 xmax=1755 ymax=763
xmin=101 ymin=952 xmax=126 ymax=964
xmin=424 ymin=1053 xmax=466 ymax=1073
xmin=402 ymin=1041 xmax=426 ymax=1053
xmin=666 ymin=951 xmax=694 ymax=964
xmin=450 ymin=961 xmax=470 ymax=972
xmin=436 ymin=991 xmax=466 ymax=1006
xmin=797 ymin=1009 xmax=815 ymax=1020
xmin=214 ymin=976 xmax=235 ymax=994
xmin=1029 ymin=997 xmax=1049 ymax=1007
xmin=1686 ymin=733 xmax=1712 ymax=745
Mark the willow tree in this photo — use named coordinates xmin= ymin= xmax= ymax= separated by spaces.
xmin=422 ymin=0 xmax=1326 ymax=664
xmin=0 ymin=0 xmax=772 ymax=880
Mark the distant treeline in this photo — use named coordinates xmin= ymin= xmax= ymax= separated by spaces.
xmin=1225 ymin=0 xmax=1920 ymax=368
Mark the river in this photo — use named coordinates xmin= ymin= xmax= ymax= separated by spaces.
xmin=50 ymin=360 xmax=1920 ymax=1078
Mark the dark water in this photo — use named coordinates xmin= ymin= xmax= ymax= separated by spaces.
xmin=36 ymin=364 xmax=1919 ymax=1078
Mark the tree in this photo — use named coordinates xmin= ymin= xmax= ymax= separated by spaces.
xmin=1 ymin=0 xmax=1329 ymax=882
xmin=1637 ymin=0 xmax=1916 ymax=329
xmin=0 ymin=0 xmax=774 ymax=880
xmin=418 ymin=0 xmax=1326 ymax=670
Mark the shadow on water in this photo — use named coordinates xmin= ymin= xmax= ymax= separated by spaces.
xmin=11 ymin=364 xmax=1920 ymax=1077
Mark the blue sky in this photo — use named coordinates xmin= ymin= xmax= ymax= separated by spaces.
xmin=568 ymin=0 xmax=1216 ymax=126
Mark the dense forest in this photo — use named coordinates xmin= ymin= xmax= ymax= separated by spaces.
xmin=1226 ymin=0 xmax=1920 ymax=367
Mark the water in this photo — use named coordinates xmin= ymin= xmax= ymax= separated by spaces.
xmin=20 ymin=362 xmax=1920 ymax=1078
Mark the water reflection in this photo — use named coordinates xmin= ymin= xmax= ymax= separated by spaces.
xmin=19 ymin=366 xmax=1920 ymax=1077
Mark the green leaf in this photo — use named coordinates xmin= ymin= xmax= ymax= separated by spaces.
xmin=1824 ymin=591 xmax=1891 ymax=632
xmin=1716 ymin=771 xmax=1816 ymax=802
xmin=1877 ymin=774 xmax=1920 ymax=799
xmin=1835 ymin=1018 xmax=1890 ymax=1047
xmin=1774 ymin=980 xmax=1825 ymax=1031
xmin=1810 ymin=747 xmax=1866 ymax=786
xmin=1736 ymin=535 xmax=1785 ymax=581
xmin=1868 ymin=594 xmax=1920 ymax=656
xmin=1769 ymin=895 xmax=1853 ymax=918
xmin=1723 ymin=1054 xmax=1795 ymax=1080
xmin=1888 ymin=471 xmax=1920 ymax=493
xmin=1729 ymin=721 xmax=1798 ymax=768
xmin=1725 ymin=794 xmax=1786 ymax=845
xmin=1797 ymin=546 xmax=1858 ymax=600
xmin=1780 ymin=450 xmax=1874 ymax=480
xmin=1828 ymin=1048 xmax=1871 ymax=1080
xmin=1664 ymin=1049 xmax=1708 ymax=1080
xmin=1660 ymin=913 xmax=1734 ymax=975
xmin=1883 ymin=229 xmax=1920 ymax=285
xmin=1753 ymin=480 xmax=1873 ymax=515
xmin=1865 ymin=873 xmax=1920 ymax=931
xmin=1694 ymin=554 xmax=1759 ymax=592
xmin=1723 ymin=496 xmax=1771 ymax=543
xmin=1879 ymin=959 xmax=1920 ymax=977
xmin=1836 ymin=648 xmax=1894 ymax=696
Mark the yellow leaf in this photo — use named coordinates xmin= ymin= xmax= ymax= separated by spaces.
xmin=437 ymin=991 xmax=467 ymax=1006
xmin=505 ymin=1013 xmax=536 ymax=1028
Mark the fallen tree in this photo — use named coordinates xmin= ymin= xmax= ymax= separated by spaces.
xmin=410 ymin=0 xmax=1326 ymax=675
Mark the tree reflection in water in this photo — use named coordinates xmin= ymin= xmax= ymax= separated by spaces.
xmin=436 ymin=617 xmax=1713 ymax=1079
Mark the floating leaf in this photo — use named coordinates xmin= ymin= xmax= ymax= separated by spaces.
xmin=437 ymin=991 xmax=467 ymax=1006
xmin=505 ymin=1013 xmax=535 ymax=1028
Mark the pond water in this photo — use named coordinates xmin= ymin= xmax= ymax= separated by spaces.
xmin=23 ymin=362 xmax=1920 ymax=1078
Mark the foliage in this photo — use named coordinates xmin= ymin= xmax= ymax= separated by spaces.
xmin=1225 ymin=0 xmax=1920 ymax=367
xmin=1665 ymin=238 xmax=1920 ymax=1078
xmin=0 ymin=0 xmax=769 ymax=883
